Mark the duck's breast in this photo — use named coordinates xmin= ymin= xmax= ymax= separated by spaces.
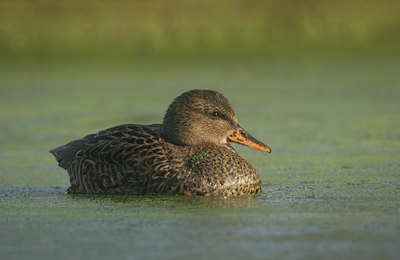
xmin=174 ymin=145 xmax=263 ymax=196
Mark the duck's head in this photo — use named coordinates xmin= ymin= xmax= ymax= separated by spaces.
xmin=162 ymin=89 xmax=271 ymax=153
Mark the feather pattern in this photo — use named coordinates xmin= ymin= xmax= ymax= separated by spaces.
xmin=50 ymin=90 xmax=269 ymax=196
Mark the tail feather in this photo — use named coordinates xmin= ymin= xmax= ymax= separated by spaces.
xmin=49 ymin=134 xmax=96 ymax=169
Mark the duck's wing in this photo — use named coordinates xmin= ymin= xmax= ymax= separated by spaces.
xmin=49 ymin=124 xmax=162 ymax=169
xmin=50 ymin=124 xmax=171 ymax=194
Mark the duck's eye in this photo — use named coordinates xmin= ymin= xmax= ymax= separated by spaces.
xmin=211 ymin=112 xmax=219 ymax=117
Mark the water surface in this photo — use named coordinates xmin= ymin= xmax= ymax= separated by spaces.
xmin=1 ymin=57 xmax=399 ymax=259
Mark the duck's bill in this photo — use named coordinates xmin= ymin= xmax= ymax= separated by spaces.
xmin=227 ymin=127 xmax=271 ymax=153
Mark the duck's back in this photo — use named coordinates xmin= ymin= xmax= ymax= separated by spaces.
xmin=50 ymin=124 xmax=175 ymax=195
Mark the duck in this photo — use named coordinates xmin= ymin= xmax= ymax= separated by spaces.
xmin=50 ymin=89 xmax=271 ymax=196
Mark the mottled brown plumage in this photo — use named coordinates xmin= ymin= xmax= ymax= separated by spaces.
xmin=50 ymin=89 xmax=271 ymax=196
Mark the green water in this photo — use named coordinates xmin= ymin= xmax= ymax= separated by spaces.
xmin=1 ymin=57 xmax=399 ymax=259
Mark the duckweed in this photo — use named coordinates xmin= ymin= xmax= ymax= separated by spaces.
xmin=1 ymin=57 xmax=399 ymax=259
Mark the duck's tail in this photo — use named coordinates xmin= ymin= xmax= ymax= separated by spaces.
xmin=49 ymin=134 xmax=95 ymax=170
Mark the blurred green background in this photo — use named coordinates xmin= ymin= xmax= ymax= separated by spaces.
xmin=1 ymin=1 xmax=400 ymax=259
xmin=1 ymin=0 xmax=399 ymax=61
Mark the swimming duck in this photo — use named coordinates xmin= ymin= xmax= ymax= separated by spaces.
xmin=50 ymin=89 xmax=271 ymax=196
